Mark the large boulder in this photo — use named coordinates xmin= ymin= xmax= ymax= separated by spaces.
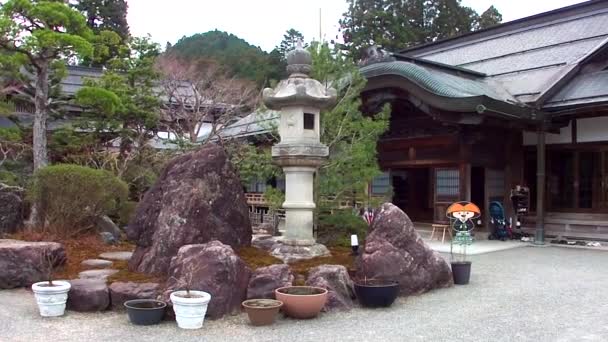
xmin=109 ymin=282 xmax=161 ymax=310
xmin=127 ymin=144 xmax=252 ymax=274
xmin=247 ymin=264 xmax=293 ymax=299
xmin=356 ymin=203 xmax=453 ymax=296
xmin=0 ymin=183 xmax=25 ymax=234
xmin=164 ymin=241 xmax=252 ymax=319
xmin=0 ymin=239 xmax=66 ymax=289
xmin=67 ymin=279 xmax=110 ymax=312
xmin=306 ymin=265 xmax=355 ymax=311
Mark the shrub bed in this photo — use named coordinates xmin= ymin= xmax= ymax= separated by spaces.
xmin=29 ymin=164 xmax=128 ymax=236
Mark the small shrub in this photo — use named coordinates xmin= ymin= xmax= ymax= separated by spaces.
xmin=116 ymin=200 xmax=138 ymax=227
xmin=29 ymin=164 xmax=128 ymax=236
xmin=317 ymin=209 xmax=368 ymax=247
xmin=0 ymin=170 xmax=19 ymax=186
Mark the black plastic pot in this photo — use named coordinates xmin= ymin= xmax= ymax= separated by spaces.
xmin=354 ymin=280 xmax=399 ymax=308
xmin=451 ymin=261 xmax=472 ymax=285
xmin=124 ymin=299 xmax=167 ymax=325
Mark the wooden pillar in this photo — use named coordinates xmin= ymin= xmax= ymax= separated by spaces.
xmin=459 ymin=141 xmax=471 ymax=202
xmin=535 ymin=125 xmax=546 ymax=244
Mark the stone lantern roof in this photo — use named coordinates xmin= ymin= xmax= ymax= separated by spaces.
xmin=263 ymin=42 xmax=337 ymax=110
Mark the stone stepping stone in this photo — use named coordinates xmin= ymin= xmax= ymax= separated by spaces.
xmin=81 ymin=259 xmax=113 ymax=269
xmin=99 ymin=251 xmax=133 ymax=261
xmin=78 ymin=269 xmax=119 ymax=280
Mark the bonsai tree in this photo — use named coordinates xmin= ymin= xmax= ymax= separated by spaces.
xmin=170 ymin=263 xmax=207 ymax=298
xmin=37 ymin=248 xmax=64 ymax=286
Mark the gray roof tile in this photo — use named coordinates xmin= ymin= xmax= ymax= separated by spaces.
xmin=400 ymin=2 xmax=608 ymax=105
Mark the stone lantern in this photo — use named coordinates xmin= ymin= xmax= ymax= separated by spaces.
xmin=263 ymin=42 xmax=337 ymax=262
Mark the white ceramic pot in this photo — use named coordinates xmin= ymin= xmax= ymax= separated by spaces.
xmin=31 ymin=280 xmax=71 ymax=317
xmin=170 ymin=290 xmax=211 ymax=329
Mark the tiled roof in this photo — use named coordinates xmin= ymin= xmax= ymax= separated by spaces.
xmin=545 ymin=69 xmax=608 ymax=108
xmin=196 ymin=110 xmax=278 ymax=142
xmin=397 ymin=0 xmax=608 ymax=107
xmin=59 ymin=66 xmax=103 ymax=95
xmin=360 ymin=59 xmax=533 ymax=120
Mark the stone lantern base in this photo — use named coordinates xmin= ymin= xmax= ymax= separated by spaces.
xmin=269 ymin=240 xmax=330 ymax=264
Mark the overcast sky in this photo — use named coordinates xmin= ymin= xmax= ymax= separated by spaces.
xmin=127 ymin=0 xmax=587 ymax=52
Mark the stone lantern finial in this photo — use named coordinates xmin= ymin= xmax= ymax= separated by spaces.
xmin=286 ymin=40 xmax=312 ymax=76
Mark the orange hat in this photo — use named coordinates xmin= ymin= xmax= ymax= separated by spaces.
xmin=446 ymin=201 xmax=481 ymax=217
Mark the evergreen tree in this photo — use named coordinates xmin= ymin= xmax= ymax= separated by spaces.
xmin=430 ymin=0 xmax=479 ymax=41
xmin=74 ymin=0 xmax=129 ymax=66
xmin=0 ymin=0 xmax=100 ymax=171
xmin=277 ymin=29 xmax=306 ymax=59
xmin=309 ymin=42 xmax=390 ymax=207
xmin=74 ymin=37 xmax=162 ymax=157
xmin=478 ymin=5 xmax=502 ymax=30
xmin=74 ymin=0 xmax=129 ymax=39
xmin=339 ymin=0 xmax=503 ymax=58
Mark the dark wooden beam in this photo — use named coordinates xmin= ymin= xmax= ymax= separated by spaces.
xmin=380 ymin=158 xmax=459 ymax=168
xmin=378 ymin=135 xmax=458 ymax=150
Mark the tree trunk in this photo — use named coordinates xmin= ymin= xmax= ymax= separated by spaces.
xmin=28 ymin=62 xmax=50 ymax=229
xmin=33 ymin=62 xmax=49 ymax=171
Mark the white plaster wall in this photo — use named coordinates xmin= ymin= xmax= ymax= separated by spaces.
xmin=577 ymin=117 xmax=608 ymax=143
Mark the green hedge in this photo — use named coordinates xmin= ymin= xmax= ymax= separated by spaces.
xmin=29 ymin=164 xmax=128 ymax=233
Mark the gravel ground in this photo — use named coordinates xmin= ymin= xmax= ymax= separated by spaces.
xmin=2 ymin=246 xmax=608 ymax=342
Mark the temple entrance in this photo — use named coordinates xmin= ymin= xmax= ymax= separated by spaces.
xmin=391 ymin=168 xmax=433 ymax=222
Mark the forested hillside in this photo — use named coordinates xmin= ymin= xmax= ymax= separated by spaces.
xmin=169 ymin=30 xmax=283 ymax=86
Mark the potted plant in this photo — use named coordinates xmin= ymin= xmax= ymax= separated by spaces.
xmin=170 ymin=264 xmax=211 ymax=329
xmin=451 ymin=230 xmax=473 ymax=285
xmin=446 ymin=201 xmax=480 ymax=285
xmin=354 ymin=277 xmax=399 ymax=308
xmin=31 ymin=249 xmax=71 ymax=317
xmin=274 ymin=286 xmax=327 ymax=319
xmin=241 ymin=299 xmax=283 ymax=326
xmin=124 ymin=299 xmax=167 ymax=325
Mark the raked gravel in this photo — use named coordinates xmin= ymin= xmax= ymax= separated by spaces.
xmin=1 ymin=246 xmax=608 ymax=342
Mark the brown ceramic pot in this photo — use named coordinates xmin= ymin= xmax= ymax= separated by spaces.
xmin=274 ymin=286 xmax=328 ymax=319
xmin=242 ymin=299 xmax=283 ymax=326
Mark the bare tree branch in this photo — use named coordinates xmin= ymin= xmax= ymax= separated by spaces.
xmin=156 ymin=55 xmax=258 ymax=145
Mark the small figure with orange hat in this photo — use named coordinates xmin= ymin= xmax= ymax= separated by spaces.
xmin=446 ymin=201 xmax=481 ymax=232
xmin=446 ymin=201 xmax=481 ymax=246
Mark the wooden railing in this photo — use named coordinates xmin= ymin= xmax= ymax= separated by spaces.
xmin=246 ymin=193 xmax=267 ymax=205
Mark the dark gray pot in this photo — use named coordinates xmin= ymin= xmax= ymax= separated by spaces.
xmin=124 ymin=299 xmax=166 ymax=325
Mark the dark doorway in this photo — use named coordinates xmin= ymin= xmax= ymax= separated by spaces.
xmin=392 ymin=168 xmax=433 ymax=222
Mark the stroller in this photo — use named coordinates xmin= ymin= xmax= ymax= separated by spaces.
xmin=488 ymin=201 xmax=511 ymax=241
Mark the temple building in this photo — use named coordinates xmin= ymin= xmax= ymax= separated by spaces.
xmin=360 ymin=0 xmax=608 ymax=241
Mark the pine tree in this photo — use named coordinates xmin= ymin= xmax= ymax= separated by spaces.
xmin=0 ymin=0 xmax=98 ymax=171
xmin=477 ymin=5 xmax=502 ymax=30
xmin=74 ymin=37 xmax=162 ymax=156
xmin=75 ymin=0 xmax=129 ymax=39
xmin=276 ymin=29 xmax=307 ymax=59
xmin=309 ymin=42 xmax=390 ymax=207
xmin=74 ymin=0 xmax=130 ymax=66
